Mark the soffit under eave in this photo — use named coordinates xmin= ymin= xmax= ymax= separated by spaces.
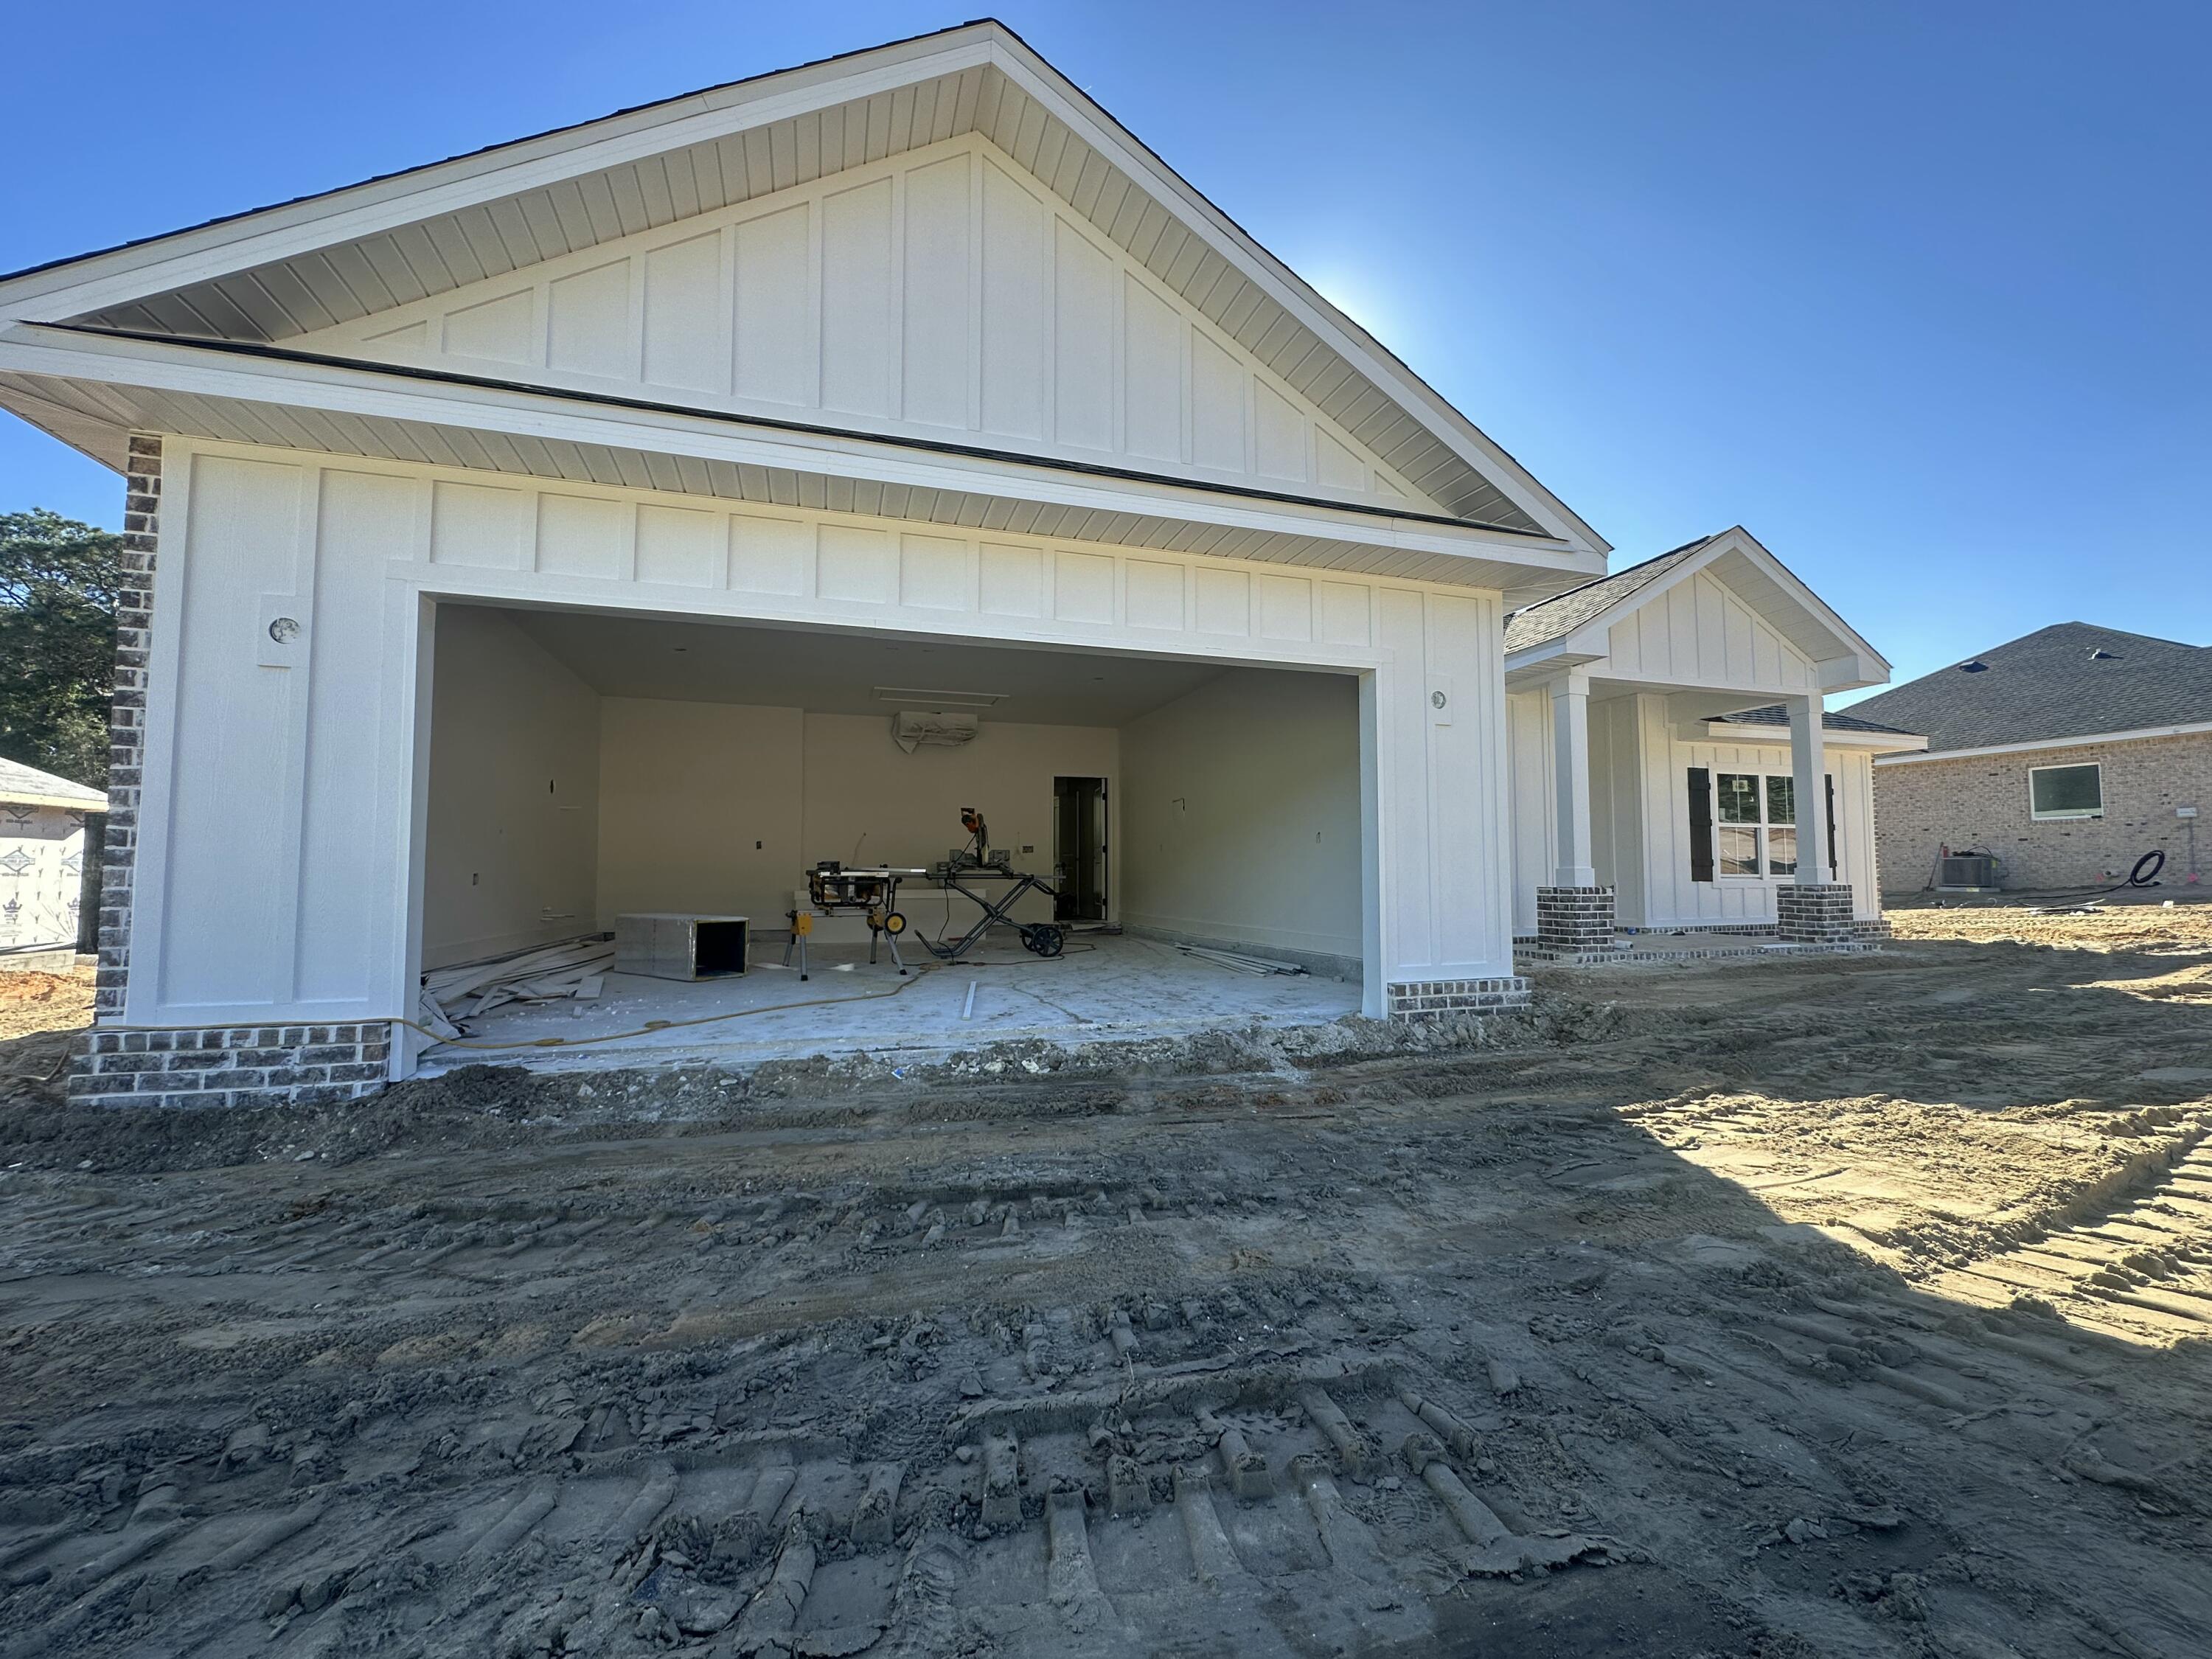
xmin=0 ymin=370 xmax=1579 ymax=591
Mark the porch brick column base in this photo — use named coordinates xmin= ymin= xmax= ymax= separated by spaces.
xmin=1775 ymin=883 xmax=1857 ymax=945
xmin=66 ymin=1023 xmax=393 ymax=1110
xmin=1535 ymin=886 xmax=1618 ymax=956
xmin=1383 ymin=977 xmax=1531 ymax=1020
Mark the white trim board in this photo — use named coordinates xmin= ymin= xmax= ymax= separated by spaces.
xmin=1700 ymin=721 xmax=1925 ymax=754
xmin=1874 ymin=720 xmax=2212 ymax=765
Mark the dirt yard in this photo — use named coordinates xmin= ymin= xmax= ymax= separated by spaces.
xmin=2 ymin=907 xmax=2209 ymax=1658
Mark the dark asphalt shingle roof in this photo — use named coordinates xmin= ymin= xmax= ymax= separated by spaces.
xmin=1711 ymin=705 xmax=1916 ymax=736
xmin=1503 ymin=537 xmax=1714 ymax=654
xmin=1844 ymin=622 xmax=2212 ymax=754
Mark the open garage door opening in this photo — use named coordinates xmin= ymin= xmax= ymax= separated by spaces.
xmin=407 ymin=602 xmax=1366 ymax=1071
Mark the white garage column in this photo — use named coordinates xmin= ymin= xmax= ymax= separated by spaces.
xmin=1360 ymin=591 xmax=1532 ymax=1021
xmin=1776 ymin=692 xmax=1854 ymax=942
xmin=1531 ymin=670 xmax=1618 ymax=959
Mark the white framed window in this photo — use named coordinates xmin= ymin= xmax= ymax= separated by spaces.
xmin=2029 ymin=762 xmax=2103 ymax=820
xmin=1713 ymin=771 xmax=1799 ymax=877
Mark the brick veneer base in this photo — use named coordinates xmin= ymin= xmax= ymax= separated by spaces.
xmin=1775 ymin=883 xmax=1858 ymax=944
xmin=67 ymin=1023 xmax=393 ymax=1110
xmin=1384 ymin=976 xmax=1531 ymax=1020
xmin=1533 ymin=885 xmax=1622 ymax=961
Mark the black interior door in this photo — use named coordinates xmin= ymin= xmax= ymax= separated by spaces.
xmin=1053 ymin=776 xmax=1107 ymax=922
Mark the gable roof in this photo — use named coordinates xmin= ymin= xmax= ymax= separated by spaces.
xmin=0 ymin=755 xmax=107 ymax=810
xmin=1847 ymin=622 xmax=2212 ymax=754
xmin=0 ymin=20 xmax=1604 ymax=555
xmin=1503 ymin=535 xmax=1714 ymax=653
xmin=1501 ymin=526 xmax=1890 ymax=691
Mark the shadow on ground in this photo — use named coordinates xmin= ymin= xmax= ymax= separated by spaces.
xmin=0 ymin=925 xmax=2208 ymax=1656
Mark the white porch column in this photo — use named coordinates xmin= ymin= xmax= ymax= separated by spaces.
xmin=1775 ymin=691 xmax=1855 ymax=946
xmin=1548 ymin=671 xmax=1596 ymax=888
xmin=1785 ymin=692 xmax=1828 ymax=884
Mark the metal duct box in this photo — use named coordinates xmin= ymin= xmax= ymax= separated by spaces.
xmin=615 ymin=914 xmax=750 ymax=981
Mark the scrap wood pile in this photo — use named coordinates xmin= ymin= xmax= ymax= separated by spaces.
xmin=417 ymin=936 xmax=616 ymax=1039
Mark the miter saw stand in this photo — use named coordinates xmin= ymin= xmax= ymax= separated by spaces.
xmin=917 ymin=807 xmax=1068 ymax=964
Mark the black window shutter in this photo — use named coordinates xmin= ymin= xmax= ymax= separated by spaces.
xmin=1824 ymin=774 xmax=1838 ymax=878
xmin=1688 ymin=768 xmax=1714 ymax=882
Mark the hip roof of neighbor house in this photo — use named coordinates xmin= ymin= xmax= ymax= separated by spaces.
xmin=1845 ymin=622 xmax=2212 ymax=754
xmin=1711 ymin=705 xmax=1916 ymax=737
xmin=0 ymin=756 xmax=108 ymax=811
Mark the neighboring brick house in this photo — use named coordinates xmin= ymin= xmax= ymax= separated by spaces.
xmin=1853 ymin=623 xmax=2212 ymax=894
xmin=0 ymin=756 xmax=105 ymax=971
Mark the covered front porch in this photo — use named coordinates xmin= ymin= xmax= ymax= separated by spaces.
xmin=1501 ymin=529 xmax=1925 ymax=963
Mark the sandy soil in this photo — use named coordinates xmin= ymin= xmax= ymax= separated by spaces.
xmin=1 ymin=909 xmax=2209 ymax=1657
xmin=0 ymin=962 xmax=94 ymax=1093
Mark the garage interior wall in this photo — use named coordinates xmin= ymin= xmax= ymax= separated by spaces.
xmin=422 ymin=607 xmax=602 ymax=968
xmin=1118 ymin=668 xmax=1363 ymax=975
xmin=595 ymin=703 xmax=1116 ymax=934
xmin=424 ymin=609 xmax=1360 ymax=976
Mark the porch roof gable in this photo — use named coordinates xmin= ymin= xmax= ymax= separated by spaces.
xmin=1503 ymin=526 xmax=1892 ymax=693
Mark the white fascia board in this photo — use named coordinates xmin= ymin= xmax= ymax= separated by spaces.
xmin=0 ymin=324 xmax=1599 ymax=582
xmin=1874 ymin=720 xmax=2212 ymax=765
xmin=1700 ymin=722 xmax=1927 ymax=754
xmin=1 ymin=790 xmax=110 ymax=810
xmin=1502 ymin=641 xmax=1603 ymax=681
xmin=1719 ymin=540 xmax=1892 ymax=681
xmin=984 ymin=41 xmax=1608 ymax=558
xmin=1816 ymin=655 xmax=1889 ymax=693
xmin=0 ymin=33 xmax=999 ymax=320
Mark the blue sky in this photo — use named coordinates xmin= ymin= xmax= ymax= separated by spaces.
xmin=2 ymin=1 xmax=2204 ymax=699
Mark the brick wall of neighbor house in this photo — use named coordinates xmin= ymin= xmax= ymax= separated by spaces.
xmin=1874 ymin=731 xmax=2212 ymax=894
xmin=73 ymin=434 xmax=393 ymax=1109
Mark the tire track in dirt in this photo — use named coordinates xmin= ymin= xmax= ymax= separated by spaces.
xmin=1930 ymin=1113 xmax=2212 ymax=1340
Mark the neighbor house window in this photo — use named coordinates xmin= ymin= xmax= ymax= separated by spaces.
xmin=2029 ymin=762 xmax=2103 ymax=820
xmin=1714 ymin=772 xmax=1797 ymax=877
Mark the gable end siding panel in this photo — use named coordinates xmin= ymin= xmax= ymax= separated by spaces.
xmin=282 ymin=138 xmax=1445 ymax=518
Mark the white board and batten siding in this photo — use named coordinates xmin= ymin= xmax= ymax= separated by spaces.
xmin=1601 ymin=567 xmax=1823 ymax=694
xmin=1508 ymin=689 xmax=1880 ymax=931
xmin=299 ymin=135 xmax=1439 ymax=520
xmin=1641 ymin=723 xmax=1881 ymax=928
xmin=126 ymin=438 xmax=1517 ymax=1038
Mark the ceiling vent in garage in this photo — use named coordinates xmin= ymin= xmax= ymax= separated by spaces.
xmin=891 ymin=710 xmax=982 ymax=754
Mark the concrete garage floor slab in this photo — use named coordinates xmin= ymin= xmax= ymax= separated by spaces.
xmin=417 ymin=933 xmax=1360 ymax=1075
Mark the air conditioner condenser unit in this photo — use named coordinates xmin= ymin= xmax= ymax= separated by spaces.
xmin=1936 ymin=853 xmax=1999 ymax=890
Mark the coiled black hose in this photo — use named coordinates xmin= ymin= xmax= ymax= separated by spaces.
xmin=2024 ymin=849 xmax=2166 ymax=911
